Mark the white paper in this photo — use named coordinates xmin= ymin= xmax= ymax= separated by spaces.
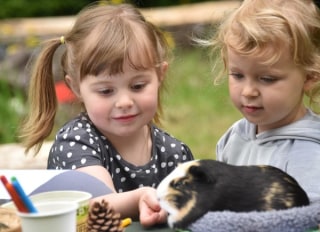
xmin=0 ymin=170 xmax=67 ymax=200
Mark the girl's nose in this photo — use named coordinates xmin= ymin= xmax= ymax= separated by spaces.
xmin=241 ymin=81 xmax=259 ymax=97
xmin=115 ymin=92 xmax=134 ymax=109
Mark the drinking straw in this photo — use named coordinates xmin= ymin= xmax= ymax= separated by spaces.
xmin=0 ymin=175 xmax=28 ymax=212
xmin=11 ymin=177 xmax=38 ymax=213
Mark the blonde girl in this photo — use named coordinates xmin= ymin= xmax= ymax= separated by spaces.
xmin=206 ymin=0 xmax=320 ymax=201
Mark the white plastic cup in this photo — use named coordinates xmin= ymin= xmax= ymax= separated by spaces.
xmin=27 ymin=191 xmax=92 ymax=232
xmin=17 ymin=201 xmax=77 ymax=232
xmin=3 ymin=191 xmax=92 ymax=232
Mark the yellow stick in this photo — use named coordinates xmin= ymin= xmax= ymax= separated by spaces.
xmin=120 ymin=218 xmax=132 ymax=228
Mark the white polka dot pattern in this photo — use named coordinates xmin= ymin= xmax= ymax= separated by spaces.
xmin=47 ymin=113 xmax=194 ymax=192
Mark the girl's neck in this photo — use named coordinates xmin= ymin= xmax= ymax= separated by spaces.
xmin=108 ymin=125 xmax=152 ymax=166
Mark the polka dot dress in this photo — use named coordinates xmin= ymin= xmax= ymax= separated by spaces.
xmin=47 ymin=113 xmax=194 ymax=192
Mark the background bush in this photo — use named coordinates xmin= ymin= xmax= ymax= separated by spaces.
xmin=0 ymin=0 xmax=220 ymax=19
xmin=0 ymin=78 xmax=25 ymax=143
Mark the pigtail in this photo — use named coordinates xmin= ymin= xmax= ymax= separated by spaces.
xmin=20 ymin=38 xmax=61 ymax=155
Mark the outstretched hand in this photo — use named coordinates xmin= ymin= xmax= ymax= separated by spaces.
xmin=139 ymin=187 xmax=167 ymax=227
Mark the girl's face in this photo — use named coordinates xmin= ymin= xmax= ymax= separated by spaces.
xmin=227 ymin=47 xmax=312 ymax=133
xmin=78 ymin=62 xmax=164 ymax=139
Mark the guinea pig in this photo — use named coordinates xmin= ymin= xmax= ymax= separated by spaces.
xmin=156 ymin=159 xmax=310 ymax=229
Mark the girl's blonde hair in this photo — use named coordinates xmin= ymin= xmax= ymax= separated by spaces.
xmin=20 ymin=3 xmax=170 ymax=154
xmin=204 ymin=0 xmax=320 ymax=109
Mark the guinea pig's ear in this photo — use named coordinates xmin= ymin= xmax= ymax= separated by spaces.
xmin=189 ymin=165 xmax=215 ymax=184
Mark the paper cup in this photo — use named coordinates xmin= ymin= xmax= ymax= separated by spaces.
xmin=3 ymin=191 xmax=92 ymax=232
xmin=17 ymin=201 xmax=77 ymax=232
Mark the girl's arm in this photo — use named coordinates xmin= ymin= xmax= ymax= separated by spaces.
xmin=77 ymin=165 xmax=116 ymax=192
xmin=78 ymin=165 xmax=140 ymax=219
xmin=91 ymin=185 xmax=167 ymax=225
xmin=92 ymin=187 xmax=145 ymax=220
xmin=77 ymin=165 xmax=167 ymax=225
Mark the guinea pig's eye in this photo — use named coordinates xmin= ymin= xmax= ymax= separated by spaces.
xmin=170 ymin=179 xmax=185 ymax=189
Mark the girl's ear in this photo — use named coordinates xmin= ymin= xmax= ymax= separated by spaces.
xmin=304 ymin=74 xmax=319 ymax=92
xmin=162 ymin=61 xmax=168 ymax=73
xmin=159 ymin=61 xmax=168 ymax=82
xmin=65 ymin=75 xmax=81 ymax=99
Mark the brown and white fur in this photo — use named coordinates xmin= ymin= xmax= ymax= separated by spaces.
xmin=156 ymin=159 xmax=310 ymax=229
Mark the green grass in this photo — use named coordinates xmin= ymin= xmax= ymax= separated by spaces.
xmin=162 ymin=48 xmax=241 ymax=159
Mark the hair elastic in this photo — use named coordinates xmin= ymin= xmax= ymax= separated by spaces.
xmin=60 ymin=36 xmax=65 ymax=44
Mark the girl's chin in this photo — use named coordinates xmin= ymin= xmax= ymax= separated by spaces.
xmin=243 ymin=116 xmax=264 ymax=126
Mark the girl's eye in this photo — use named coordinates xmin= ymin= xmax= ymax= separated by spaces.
xmin=259 ymin=76 xmax=277 ymax=83
xmin=98 ymin=88 xmax=113 ymax=95
xmin=229 ymin=72 xmax=244 ymax=80
xmin=131 ymin=82 xmax=146 ymax=91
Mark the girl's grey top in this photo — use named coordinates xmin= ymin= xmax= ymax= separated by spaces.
xmin=217 ymin=109 xmax=320 ymax=201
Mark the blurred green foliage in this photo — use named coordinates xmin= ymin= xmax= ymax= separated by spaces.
xmin=0 ymin=0 xmax=93 ymax=19
xmin=129 ymin=0 xmax=216 ymax=7
xmin=0 ymin=0 xmax=218 ymax=19
xmin=0 ymin=78 xmax=25 ymax=143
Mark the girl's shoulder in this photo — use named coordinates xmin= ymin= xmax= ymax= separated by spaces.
xmin=151 ymin=125 xmax=178 ymax=140
xmin=152 ymin=125 xmax=187 ymax=147
xmin=151 ymin=125 xmax=194 ymax=158
xmin=49 ymin=113 xmax=114 ymax=169
xmin=54 ymin=113 xmax=108 ymax=146
xmin=57 ymin=113 xmax=99 ymax=136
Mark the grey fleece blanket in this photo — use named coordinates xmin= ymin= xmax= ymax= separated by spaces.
xmin=188 ymin=201 xmax=320 ymax=232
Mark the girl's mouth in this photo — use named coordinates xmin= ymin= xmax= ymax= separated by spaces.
xmin=242 ymin=105 xmax=262 ymax=113
xmin=113 ymin=114 xmax=137 ymax=122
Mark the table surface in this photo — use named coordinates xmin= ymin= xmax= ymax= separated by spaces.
xmin=125 ymin=222 xmax=176 ymax=232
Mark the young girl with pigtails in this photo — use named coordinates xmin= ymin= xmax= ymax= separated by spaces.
xmin=19 ymin=3 xmax=193 ymax=226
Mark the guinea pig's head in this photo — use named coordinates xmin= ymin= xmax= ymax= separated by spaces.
xmin=156 ymin=160 xmax=216 ymax=229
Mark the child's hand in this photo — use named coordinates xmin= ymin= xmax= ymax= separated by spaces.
xmin=139 ymin=187 xmax=167 ymax=227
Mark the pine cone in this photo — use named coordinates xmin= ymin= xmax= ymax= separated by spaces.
xmin=87 ymin=199 xmax=123 ymax=232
